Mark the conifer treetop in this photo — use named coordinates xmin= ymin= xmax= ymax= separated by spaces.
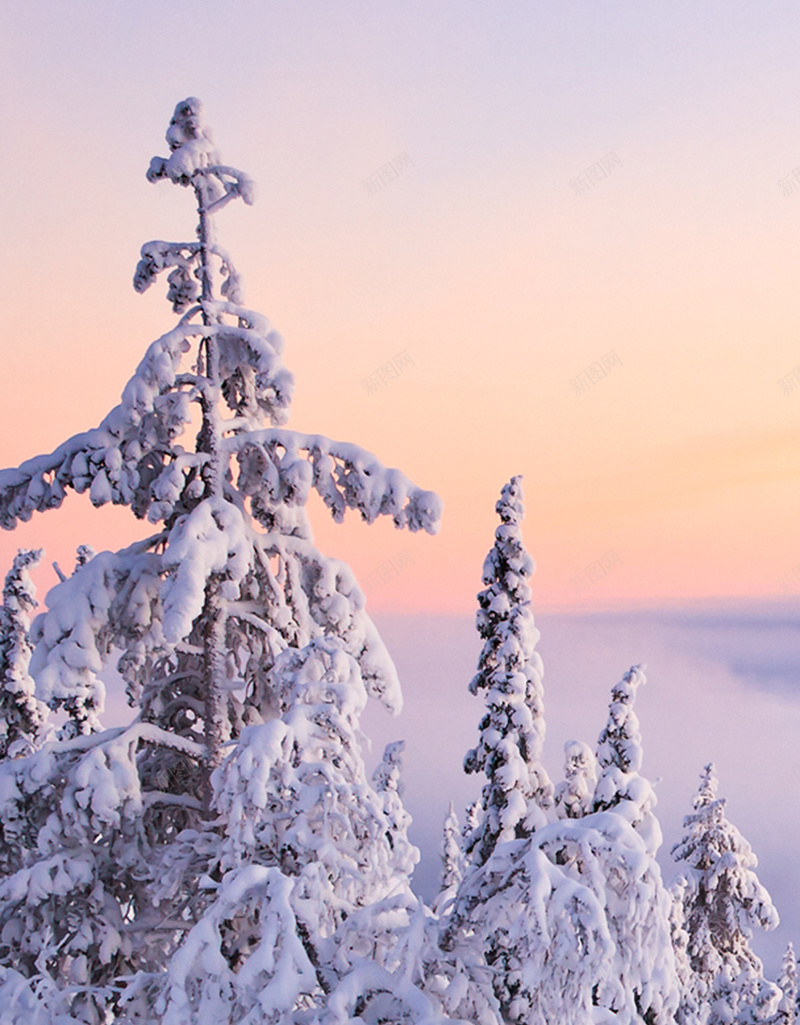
xmin=433 ymin=802 xmax=463 ymax=916
xmin=671 ymin=763 xmax=779 ymax=939
xmin=146 ymin=97 xmax=253 ymax=203
xmin=553 ymin=739 xmax=597 ymax=820
xmin=776 ymin=942 xmax=798 ymax=1025
xmin=0 ymin=97 xmax=442 ymax=542
xmin=592 ymin=664 xmax=662 ymax=855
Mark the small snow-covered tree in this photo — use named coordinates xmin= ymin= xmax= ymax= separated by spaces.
xmin=0 ymin=549 xmax=45 ymax=761
xmin=669 ymin=877 xmax=707 ymax=1025
xmin=433 ymin=803 xmax=463 ymax=917
xmin=592 ymin=663 xmax=661 ymax=856
xmin=671 ymin=763 xmax=780 ymax=1025
xmin=463 ymin=475 xmax=552 ymax=868
xmin=776 ymin=942 xmax=797 ymax=1025
xmin=553 ymin=739 xmax=597 ymax=820
xmin=0 ymin=98 xmax=441 ymax=1024
xmin=373 ymin=739 xmax=418 ymax=882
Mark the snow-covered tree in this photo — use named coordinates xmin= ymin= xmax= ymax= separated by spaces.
xmin=554 ymin=739 xmax=597 ymax=820
xmin=442 ymin=516 xmax=677 ymax=1025
xmin=463 ymin=475 xmax=552 ymax=868
xmin=433 ymin=803 xmax=463 ymax=917
xmin=373 ymin=739 xmax=418 ymax=882
xmin=671 ymin=763 xmax=780 ymax=1025
xmin=592 ymin=663 xmax=661 ymax=856
xmin=0 ymin=549 xmax=45 ymax=760
xmin=776 ymin=942 xmax=797 ymax=1025
xmin=670 ymin=876 xmax=707 ymax=1025
xmin=442 ymin=805 xmax=681 ymax=1025
xmin=0 ymin=97 xmax=441 ymax=1024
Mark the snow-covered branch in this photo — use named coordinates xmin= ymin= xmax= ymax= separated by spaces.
xmin=229 ymin=429 xmax=442 ymax=534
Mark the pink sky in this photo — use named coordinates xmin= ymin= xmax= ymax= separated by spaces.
xmin=1 ymin=2 xmax=800 ymax=613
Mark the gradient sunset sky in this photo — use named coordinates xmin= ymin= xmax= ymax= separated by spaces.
xmin=2 ymin=1 xmax=800 ymax=614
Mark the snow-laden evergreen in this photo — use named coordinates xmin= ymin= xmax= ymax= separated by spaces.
xmin=671 ymin=763 xmax=780 ymax=1025
xmin=591 ymin=664 xmax=661 ymax=856
xmin=433 ymin=803 xmax=463 ymax=917
xmin=670 ymin=876 xmax=706 ymax=1025
xmin=442 ymin=806 xmax=680 ymax=1025
xmin=462 ymin=476 xmax=552 ymax=867
xmin=439 ymin=490 xmax=679 ymax=1025
xmin=776 ymin=943 xmax=797 ymax=1025
xmin=554 ymin=739 xmax=597 ymax=820
xmin=0 ymin=98 xmax=441 ymax=1025
xmin=0 ymin=549 xmax=46 ymax=761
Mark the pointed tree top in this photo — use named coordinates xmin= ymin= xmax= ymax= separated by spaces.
xmin=694 ymin=762 xmax=719 ymax=808
xmin=496 ymin=474 xmax=525 ymax=525
xmin=145 ymin=97 xmax=255 ymax=208
xmin=596 ymin=663 xmax=647 ymax=774
xmin=165 ymin=97 xmax=213 ymax=151
xmin=478 ymin=475 xmax=534 ymax=601
xmin=373 ymin=740 xmax=406 ymax=795
xmin=3 ymin=549 xmax=42 ymax=612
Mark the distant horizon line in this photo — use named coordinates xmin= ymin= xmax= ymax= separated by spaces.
xmin=369 ymin=593 xmax=800 ymax=618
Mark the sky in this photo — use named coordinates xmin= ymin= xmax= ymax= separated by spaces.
xmin=1 ymin=0 xmax=800 ymax=974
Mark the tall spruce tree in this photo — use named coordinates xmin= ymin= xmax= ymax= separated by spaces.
xmin=463 ymin=475 xmax=552 ymax=868
xmin=441 ymin=496 xmax=678 ymax=1025
xmin=670 ymin=763 xmax=780 ymax=1025
xmin=0 ymin=98 xmax=442 ymax=1024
